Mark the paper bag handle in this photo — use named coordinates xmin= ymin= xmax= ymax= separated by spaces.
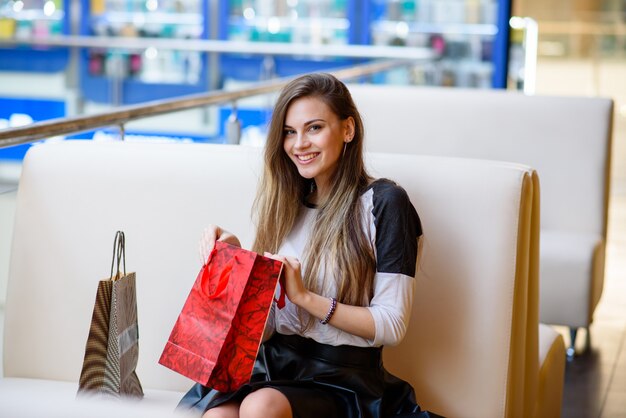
xmin=202 ymin=246 xmax=233 ymax=299
xmin=273 ymin=270 xmax=286 ymax=309
xmin=110 ymin=231 xmax=127 ymax=281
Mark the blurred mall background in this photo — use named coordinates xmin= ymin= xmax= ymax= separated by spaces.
xmin=0 ymin=0 xmax=625 ymax=416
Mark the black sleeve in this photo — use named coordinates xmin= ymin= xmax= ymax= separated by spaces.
xmin=371 ymin=179 xmax=422 ymax=277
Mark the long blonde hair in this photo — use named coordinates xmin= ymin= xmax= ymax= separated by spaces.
xmin=252 ymin=73 xmax=376 ymax=307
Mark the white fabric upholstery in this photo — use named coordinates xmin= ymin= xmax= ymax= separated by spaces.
xmin=3 ymin=141 xmax=538 ymax=417
xmin=349 ymin=83 xmax=614 ymax=329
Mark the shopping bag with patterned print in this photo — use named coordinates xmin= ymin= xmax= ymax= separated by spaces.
xmin=159 ymin=240 xmax=284 ymax=392
xmin=78 ymin=231 xmax=144 ymax=398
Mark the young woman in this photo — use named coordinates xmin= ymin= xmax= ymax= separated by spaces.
xmin=178 ymin=73 xmax=438 ymax=418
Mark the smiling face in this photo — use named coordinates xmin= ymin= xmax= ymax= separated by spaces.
xmin=283 ymin=96 xmax=354 ymax=196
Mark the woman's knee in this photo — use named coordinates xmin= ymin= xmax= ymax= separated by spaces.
xmin=202 ymin=401 xmax=240 ymax=418
xmin=239 ymin=388 xmax=292 ymax=418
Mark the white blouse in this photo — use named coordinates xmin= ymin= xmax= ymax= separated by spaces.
xmin=265 ymin=179 xmax=422 ymax=348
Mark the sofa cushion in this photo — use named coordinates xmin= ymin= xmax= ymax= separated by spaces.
xmin=0 ymin=377 xmax=188 ymax=417
xmin=370 ymin=155 xmax=534 ymax=417
xmin=539 ymin=229 xmax=603 ymax=327
xmin=349 ymin=84 xmax=613 ymax=236
xmin=4 ymin=142 xmax=262 ymax=392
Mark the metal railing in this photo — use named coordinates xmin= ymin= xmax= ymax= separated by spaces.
xmin=0 ymin=16 xmax=544 ymax=148
xmin=0 ymin=35 xmax=435 ymax=60
xmin=0 ymin=59 xmax=419 ymax=148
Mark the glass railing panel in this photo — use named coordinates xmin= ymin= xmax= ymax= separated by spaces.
xmin=533 ymin=13 xmax=626 ymax=60
xmin=226 ymin=0 xmax=350 ymax=45
xmin=370 ymin=0 xmax=500 ymax=88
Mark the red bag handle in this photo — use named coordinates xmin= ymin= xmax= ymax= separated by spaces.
xmin=201 ymin=246 xmax=233 ymax=299
xmin=273 ymin=271 xmax=286 ymax=309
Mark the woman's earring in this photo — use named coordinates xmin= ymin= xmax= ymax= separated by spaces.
xmin=342 ymin=142 xmax=347 ymax=158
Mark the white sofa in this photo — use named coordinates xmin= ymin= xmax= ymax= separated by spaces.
xmin=349 ymin=84 xmax=614 ymax=355
xmin=2 ymin=141 xmax=563 ymax=417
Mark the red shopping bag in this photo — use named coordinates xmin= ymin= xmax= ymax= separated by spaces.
xmin=159 ymin=241 xmax=284 ymax=392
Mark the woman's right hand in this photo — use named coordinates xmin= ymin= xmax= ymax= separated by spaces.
xmin=198 ymin=224 xmax=241 ymax=265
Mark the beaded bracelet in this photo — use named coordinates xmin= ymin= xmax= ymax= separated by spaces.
xmin=320 ymin=297 xmax=337 ymax=325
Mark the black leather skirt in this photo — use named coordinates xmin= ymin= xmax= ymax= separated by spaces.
xmin=177 ymin=333 xmax=442 ymax=418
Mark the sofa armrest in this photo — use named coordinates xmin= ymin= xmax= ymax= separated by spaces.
xmin=535 ymin=324 xmax=566 ymax=418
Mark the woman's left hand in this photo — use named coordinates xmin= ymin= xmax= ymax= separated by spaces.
xmin=263 ymin=252 xmax=376 ymax=340
xmin=264 ymin=252 xmax=309 ymax=307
